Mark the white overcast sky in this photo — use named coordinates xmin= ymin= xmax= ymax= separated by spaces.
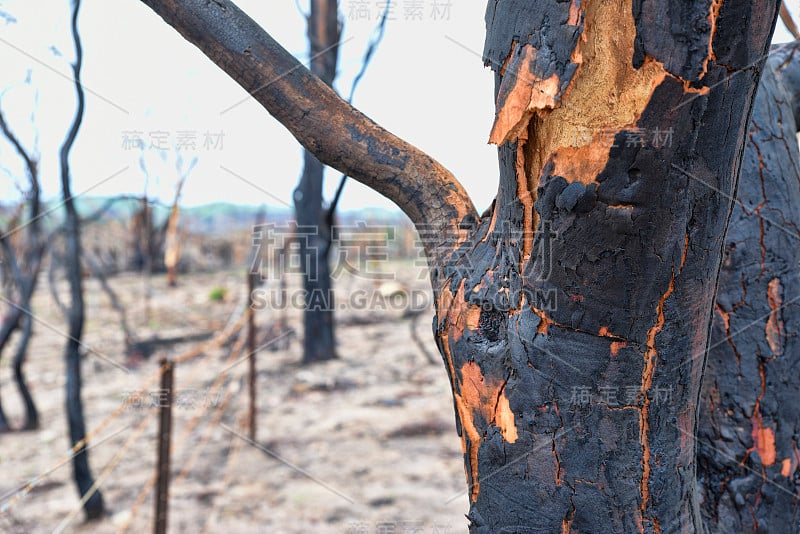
xmin=0 ymin=1 xmax=798 ymax=214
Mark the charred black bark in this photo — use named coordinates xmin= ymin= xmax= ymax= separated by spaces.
xmin=295 ymin=153 xmax=337 ymax=363
xmin=59 ymin=0 xmax=104 ymax=519
xmin=294 ymin=0 xmax=340 ymax=364
xmin=11 ymin=314 xmax=37 ymax=430
xmin=698 ymin=41 xmax=800 ymax=533
xmin=430 ymin=1 xmax=780 ymax=532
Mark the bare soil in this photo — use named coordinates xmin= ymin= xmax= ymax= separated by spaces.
xmin=0 ymin=264 xmax=468 ymax=533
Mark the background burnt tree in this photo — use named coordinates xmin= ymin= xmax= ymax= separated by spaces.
xmin=58 ymin=0 xmax=104 ymax=519
xmin=0 ymin=99 xmax=44 ymax=432
xmin=699 ymin=40 xmax=800 ymax=531
xmin=140 ymin=0 xmax=781 ymax=530
xmin=293 ymin=0 xmax=340 ymax=363
xmin=292 ymin=0 xmax=391 ymax=363
xmin=129 ymin=196 xmax=157 ymax=272
xmin=130 ymin=153 xmax=164 ymax=276
xmin=164 ymin=154 xmax=195 ymax=287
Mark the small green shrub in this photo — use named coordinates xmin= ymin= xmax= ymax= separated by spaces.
xmin=208 ymin=287 xmax=227 ymax=302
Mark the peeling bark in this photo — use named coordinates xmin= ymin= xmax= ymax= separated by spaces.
xmin=436 ymin=0 xmax=780 ymax=531
xmin=698 ymin=41 xmax=800 ymax=533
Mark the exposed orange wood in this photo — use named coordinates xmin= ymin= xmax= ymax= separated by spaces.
xmin=495 ymin=392 xmax=518 ymax=443
xmin=700 ymin=0 xmax=724 ymax=77
xmin=489 ymin=43 xmax=561 ymax=144
xmin=550 ymin=135 xmax=621 ymax=185
xmin=453 ymin=386 xmax=482 ymax=500
xmin=680 ymin=232 xmax=690 ymax=270
xmin=765 ymin=277 xmax=784 ymax=356
xmin=516 ymin=142 xmax=536 ymax=262
xmin=454 ymin=361 xmax=519 ymax=502
xmin=568 ymin=0 xmax=582 ymax=25
xmin=747 ymin=358 xmax=776 ymax=467
xmin=781 ymin=458 xmax=792 ymax=477
xmin=444 ymin=279 xmax=481 ymax=344
xmin=498 ymin=40 xmax=518 ymax=77
xmin=639 ymin=272 xmax=676 ymax=532
xmin=716 ymin=303 xmax=730 ymax=331
xmin=533 ymin=308 xmax=553 ymax=335
xmin=750 ymin=414 xmax=777 ymax=466
xmin=458 ymin=362 xmax=518 ymax=445
xmin=523 ymin=0 xmax=669 ymax=187
xmin=610 ymin=341 xmax=627 ymax=356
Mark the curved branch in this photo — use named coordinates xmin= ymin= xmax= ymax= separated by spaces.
xmin=781 ymin=3 xmax=800 ymax=39
xmin=79 ymin=194 xmax=142 ymax=225
xmin=328 ymin=0 xmax=392 ymax=221
xmin=139 ymin=0 xmax=477 ymax=267
xmin=0 ymin=107 xmax=37 ymax=187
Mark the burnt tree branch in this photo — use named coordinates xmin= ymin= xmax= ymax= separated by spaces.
xmin=138 ymin=0 xmax=477 ymax=271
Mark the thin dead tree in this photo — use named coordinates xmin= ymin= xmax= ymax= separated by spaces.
xmin=140 ymin=0 xmax=783 ymax=530
xmin=58 ymin=0 xmax=104 ymax=519
xmin=293 ymin=0 xmax=341 ymax=363
xmin=293 ymin=0 xmax=392 ymax=364
xmin=164 ymin=154 xmax=195 ymax=287
xmin=0 ymin=97 xmax=44 ymax=432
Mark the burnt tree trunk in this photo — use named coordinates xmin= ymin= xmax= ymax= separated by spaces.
xmin=0 ymin=238 xmax=42 ymax=432
xmin=164 ymin=157 xmax=193 ymax=287
xmin=0 ymin=104 xmax=44 ymax=432
xmin=698 ymin=41 xmax=800 ymax=532
xmin=139 ymin=0 xmax=781 ymax=530
xmin=60 ymin=0 xmax=104 ymax=519
xmin=293 ymin=0 xmax=340 ymax=364
xmin=431 ymin=2 xmax=779 ymax=531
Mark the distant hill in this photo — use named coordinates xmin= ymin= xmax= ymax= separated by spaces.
xmin=0 ymin=197 xmax=408 ymax=236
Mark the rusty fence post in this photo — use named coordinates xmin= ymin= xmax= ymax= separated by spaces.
xmin=154 ymin=358 xmax=174 ymax=534
xmin=247 ymin=271 xmax=257 ymax=441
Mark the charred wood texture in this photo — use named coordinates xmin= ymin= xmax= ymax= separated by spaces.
xmin=698 ymin=41 xmax=800 ymax=533
xmin=434 ymin=0 xmax=779 ymax=531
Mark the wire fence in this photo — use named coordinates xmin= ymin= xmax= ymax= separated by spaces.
xmin=0 ymin=305 xmax=255 ymax=531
